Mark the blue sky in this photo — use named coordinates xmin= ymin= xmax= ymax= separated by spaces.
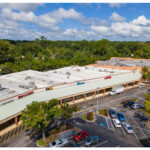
xmin=0 ymin=3 xmax=150 ymax=41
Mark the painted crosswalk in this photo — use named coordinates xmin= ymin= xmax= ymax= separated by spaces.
xmin=0 ymin=125 xmax=25 ymax=145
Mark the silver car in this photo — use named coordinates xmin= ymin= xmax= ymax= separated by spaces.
xmin=49 ymin=139 xmax=68 ymax=147
xmin=131 ymin=103 xmax=142 ymax=109
xmin=122 ymin=122 xmax=133 ymax=133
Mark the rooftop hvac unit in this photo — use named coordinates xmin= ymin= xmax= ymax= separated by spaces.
xmin=66 ymin=71 xmax=71 ymax=75
xmin=76 ymin=69 xmax=81 ymax=72
xmin=25 ymin=76 xmax=32 ymax=80
xmin=19 ymin=85 xmax=30 ymax=89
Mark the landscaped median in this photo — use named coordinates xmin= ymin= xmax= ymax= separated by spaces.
xmin=82 ymin=112 xmax=95 ymax=122
xmin=99 ymin=109 xmax=108 ymax=117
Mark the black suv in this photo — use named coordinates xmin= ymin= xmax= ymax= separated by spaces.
xmin=123 ymin=101 xmax=135 ymax=108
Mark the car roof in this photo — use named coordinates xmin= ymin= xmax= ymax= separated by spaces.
xmin=133 ymin=103 xmax=140 ymax=105
xmin=80 ymin=130 xmax=87 ymax=134
xmin=123 ymin=122 xmax=130 ymax=127
xmin=118 ymin=112 xmax=123 ymax=115
xmin=90 ymin=136 xmax=99 ymax=139
xmin=113 ymin=119 xmax=120 ymax=123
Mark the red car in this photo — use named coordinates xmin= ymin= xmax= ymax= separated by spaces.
xmin=104 ymin=76 xmax=111 ymax=79
xmin=73 ymin=130 xmax=88 ymax=141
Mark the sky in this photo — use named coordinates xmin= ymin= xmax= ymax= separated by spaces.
xmin=0 ymin=3 xmax=150 ymax=41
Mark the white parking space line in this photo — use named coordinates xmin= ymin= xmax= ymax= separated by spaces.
xmin=142 ymin=128 xmax=150 ymax=133
xmin=110 ymin=119 xmax=115 ymax=131
xmin=126 ymin=119 xmax=138 ymax=139
xmin=95 ymin=140 xmax=109 ymax=147
xmin=133 ymin=131 xmax=138 ymax=139
xmin=133 ymin=118 xmax=150 ymax=143
xmin=105 ymin=117 xmax=110 ymax=129
xmin=120 ymin=126 xmax=126 ymax=135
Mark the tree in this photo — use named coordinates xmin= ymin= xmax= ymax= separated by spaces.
xmin=143 ymin=93 xmax=150 ymax=116
xmin=21 ymin=99 xmax=60 ymax=142
xmin=60 ymin=103 xmax=78 ymax=126
xmin=142 ymin=66 xmax=150 ymax=83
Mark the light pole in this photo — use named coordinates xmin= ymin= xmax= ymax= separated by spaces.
xmin=96 ymin=87 xmax=100 ymax=113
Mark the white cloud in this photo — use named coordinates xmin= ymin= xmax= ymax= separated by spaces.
xmin=0 ymin=8 xmax=84 ymax=31
xmin=0 ymin=3 xmax=43 ymax=12
xmin=109 ymin=12 xmax=125 ymax=22
xmin=91 ymin=15 xmax=150 ymax=40
xmin=91 ymin=26 xmax=108 ymax=35
xmin=132 ymin=15 xmax=150 ymax=25
xmin=1 ymin=6 xmax=150 ymax=41
xmin=109 ymin=3 xmax=126 ymax=8
xmin=1 ymin=8 xmax=37 ymax=22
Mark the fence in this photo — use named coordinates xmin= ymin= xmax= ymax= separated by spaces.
xmin=59 ymin=130 xmax=77 ymax=139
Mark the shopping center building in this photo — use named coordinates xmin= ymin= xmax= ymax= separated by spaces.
xmin=0 ymin=62 xmax=143 ymax=134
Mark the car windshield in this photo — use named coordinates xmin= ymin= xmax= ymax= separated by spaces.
xmin=77 ymin=132 xmax=81 ymax=136
xmin=128 ymin=127 xmax=132 ymax=130
xmin=87 ymin=138 xmax=91 ymax=142
xmin=52 ymin=141 xmax=56 ymax=146
xmin=58 ymin=140 xmax=63 ymax=144
xmin=111 ymin=111 xmax=115 ymax=114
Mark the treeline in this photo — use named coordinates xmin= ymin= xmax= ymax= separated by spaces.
xmin=0 ymin=37 xmax=150 ymax=74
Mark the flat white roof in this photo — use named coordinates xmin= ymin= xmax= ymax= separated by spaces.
xmin=0 ymin=65 xmax=131 ymax=101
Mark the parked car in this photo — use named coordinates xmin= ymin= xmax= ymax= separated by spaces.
xmin=131 ymin=103 xmax=142 ymax=109
xmin=73 ymin=130 xmax=88 ymax=141
xmin=141 ymin=116 xmax=149 ymax=122
xmin=123 ymin=101 xmax=135 ymax=108
xmin=134 ymin=113 xmax=148 ymax=122
xmin=138 ymin=83 xmax=145 ymax=88
xmin=109 ymin=109 xmax=116 ymax=118
xmin=117 ymin=112 xmax=125 ymax=121
xmin=112 ymin=119 xmax=121 ymax=127
xmin=49 ymin=139 xmax=68 ymax=147
xmin=73 ymin=143 xmax=80 ymax=147
xmin=134 ymin=112 xmax=141 ymax=118
xmin=122 ymin=122 xmax=133 ymax=133
xmin=84 ymin=136 xmax=100 ymax=146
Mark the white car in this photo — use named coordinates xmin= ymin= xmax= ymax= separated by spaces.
xmin=49 ymin=139 xmax=68 ymax=147
xmin=112 ymin=119 xmax=121 ymax=127
xmin=131 ymin=103 xmax=142 ymax=109
xmin=122 ymin=122 xmax=133 ymax=133
xmin=138 ymin=83 xmax=145 ymax=88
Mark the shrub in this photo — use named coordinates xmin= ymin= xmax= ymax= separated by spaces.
xmin=87 ymin=112 xmax=94 ymax=121
xmin=83 ymin=114 xmax=87 ymax=120
xmin=99 ymin=109 xmax=108 ymax=116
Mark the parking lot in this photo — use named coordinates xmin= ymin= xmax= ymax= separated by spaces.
xmin=67 ymin=85 xmax=150 ymax=147
xmin=1 ymin=85 xmax=150 ymax=147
